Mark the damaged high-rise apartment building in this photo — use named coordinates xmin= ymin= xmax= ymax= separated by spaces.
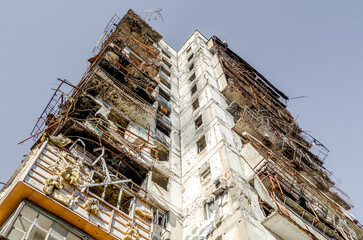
xmin=0 ymin=9 xmax=362 ymax=240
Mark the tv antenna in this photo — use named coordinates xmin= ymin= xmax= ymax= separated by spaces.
xmin=135 ymin=9 xmax=164 ymax=21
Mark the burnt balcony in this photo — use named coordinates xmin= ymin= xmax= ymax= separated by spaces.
xmin=259 ymin=171 xmax=354 ymax=240
xmin=83 ymin=66 xmax=157 ymax=129
xmin=59 ymin=117 xmax=157 ymax=170
xmin=0 ymin=141 xmax=154 ymax=240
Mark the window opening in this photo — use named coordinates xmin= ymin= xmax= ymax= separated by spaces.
xmin=195 ymin=115 xmax=203 ymax=129
xmin=162 ymin=58 xmax=172 ymax=68
xmin=189 ymin=63 xmax=194 ymax=72
xmin=152 ymin=169 xmax=169 ymax=191
xmin=200 ymin=167 xmax=211 ymax=182
xmin=162 ymin=49 xmax=171 ymax=59
xmin=160 ymin=75 xmax=171 ymax=89
xmin=192 ymin=98 xmax=199 ymax=111
xmin=159 ymin=88 xmax=170 ymax=101
xmin=189 ymin=73 xmax=196 ymax=82
xmin=119 ymin=192 xmax=133 ymax=215
xmin=158 ymin=104 xmax=170 ymax=117
xmin=187 ymin=54 xmax=194 ymax=62
xmin=186 ymin=47 xmax=191 ymax=54
xmin=161 ymin=65 xmax=171 ymax=77
xmin=204 ymin=200 xmax=215 ymax=220
xmin=191 ymin=84 xmax=197 ymax=96
xmin=153 ymin=209 xmax=169 ymax=229
xmin=156 ymin=142 xmax=169 ymax=162
xmin=197 ymin=135 xmax=206 ymax=153
xmin=156 ymin=120 xmax=171 ymax=137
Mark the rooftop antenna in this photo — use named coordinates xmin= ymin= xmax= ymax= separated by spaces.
xmin=135 ymin=9 xmax=164 ymax=21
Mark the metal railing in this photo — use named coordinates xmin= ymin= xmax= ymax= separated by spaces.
xmin=92 ymin=14 xmax=121 ymax=56
xmin=75 ymin=117 xmax=157 ymax=166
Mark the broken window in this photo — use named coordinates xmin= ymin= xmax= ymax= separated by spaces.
xmin=187 ymin=54 xmax=194 ymax=62
xmin=189 ymin=73 xmax=196 ymax=82
xmin=192 ymin=98 xmax=199 ymax=111
xmin=4 ymin=203 xmax=84 ymax=240
xmin=197 ymin=135 xmax=206 ymax=153
xmin=153 ymin=209 xmax=169 ymax=229
xmin=159 ymin=88 xmax=170 ymax=101
xmin=191 ymin=84 xmax=198 ymax=96
xmin=152 ymin=169 xmax=169 ymax=191
xmin=160 ymin=75 xmax=171 ymax=89
xmin=189 ymin=63 xmax=194 ymax=72
xmin=195 ymin=115 xmax=203 ymax=129
xmin=156 ymin=119 xmax=171 ymax=137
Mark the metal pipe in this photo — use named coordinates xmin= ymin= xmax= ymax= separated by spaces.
xmin=79 ymin=179 xmax=132 ymax=188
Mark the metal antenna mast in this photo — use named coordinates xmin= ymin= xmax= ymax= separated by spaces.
xmin=135 ymin=9 xmax=164 ymax=21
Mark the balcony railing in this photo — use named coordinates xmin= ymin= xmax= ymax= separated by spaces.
xmin=21 ymin=141 xmax=152 ymax=240
xmin=300 ymin=132 xmax=329 ymax=161
xmin=73 ymin=117 xmax=157 ymax=169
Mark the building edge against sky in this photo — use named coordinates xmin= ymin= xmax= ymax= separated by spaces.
xmin=0 ymin=9 xmax=362 ymax=240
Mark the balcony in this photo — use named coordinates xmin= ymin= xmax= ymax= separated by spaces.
xmin=84 ymin=67 xmax=157 ymax=129
xmin=0 ymin=141 xmax=153 ymax=240
xmin=59 ymin=117 xmax=157 ymax=172
xmin=258 ymin=169 xmax=355 ymax=240
xmin=262 ymin=190 xmax=347 ymax=240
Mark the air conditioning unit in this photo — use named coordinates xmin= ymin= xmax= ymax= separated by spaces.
xmin=212 ymin=178 xmax=227 ymax=195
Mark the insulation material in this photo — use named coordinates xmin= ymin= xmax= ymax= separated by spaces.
xmin=134 ymin=207 xmax=153 ymax=221
xmin=84 ymin=198 xmax=100 ymax=215
xmin=52 ymin=189 xmax=70 ymax=205
xmin=49 ymin=134 xmax=72 ymax=147
xmin=43 ymin=175 xmax=63 ymax=195
xmin=60 ymin=161 xmax=82 ymax=185
xmin=122 ymin=221 xmax=139 ymax=240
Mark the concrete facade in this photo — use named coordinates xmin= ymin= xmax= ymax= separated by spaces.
xmin=0 ymin=9 xmax=362 ymax=240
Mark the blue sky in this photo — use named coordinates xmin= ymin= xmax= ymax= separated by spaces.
xmin=0 ymin=0 xmax=362 ymax=220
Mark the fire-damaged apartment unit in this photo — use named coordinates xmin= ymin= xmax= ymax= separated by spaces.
xmin=0 ymin=9 xmax=362 ymax=240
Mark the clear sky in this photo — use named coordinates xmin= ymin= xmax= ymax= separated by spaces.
xmin=0 ymin=0 xmax=362 ymax=221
